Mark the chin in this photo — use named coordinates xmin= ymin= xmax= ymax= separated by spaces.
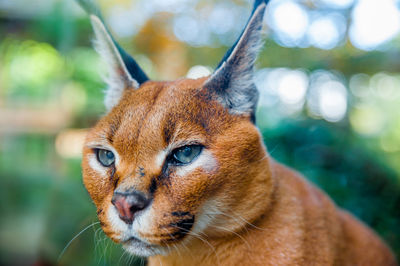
xmin=122 ymin=238 xmax=168 ymax=257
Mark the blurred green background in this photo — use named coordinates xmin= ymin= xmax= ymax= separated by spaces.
xmin=1 ymin=0 xmax=400 ymax=265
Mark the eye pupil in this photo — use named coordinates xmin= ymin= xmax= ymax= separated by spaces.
xmin=182 ymin=147 xmax=192 ymax=156
xmin=106 ymin=151 xmax=114 ymax=159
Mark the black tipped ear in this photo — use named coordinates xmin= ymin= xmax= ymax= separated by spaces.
xmin=90 ymin=16 xmax=137 ymax=110
xmin=76 ymin=0 xmax=149 ymax=110
xmin=204 ymin=0 xmax=269 ymax=118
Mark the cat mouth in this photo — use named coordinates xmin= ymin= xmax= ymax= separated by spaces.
xmin=123 ymin=236 xmax=151 ymax=245
xmin=119 ymin=214 xmax=196 ymax=256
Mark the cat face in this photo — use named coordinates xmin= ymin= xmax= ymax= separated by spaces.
xmin=80 ymin=0 xmax=270 ymax=256
xmin=82 ymin=79 xmax=267 ymax=256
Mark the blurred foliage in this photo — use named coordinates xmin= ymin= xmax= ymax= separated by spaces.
xmin=0 ymin=0 xmax=399 ymax=265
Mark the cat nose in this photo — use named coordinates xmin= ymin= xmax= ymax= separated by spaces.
xmin=111 ymin=190 xmax=150 ymax=224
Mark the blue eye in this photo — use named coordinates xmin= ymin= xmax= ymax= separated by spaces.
xmin=97 ymin=149 xmax=115 ymax=167
xmin=171 ymin=145 xmax=202 ymax=165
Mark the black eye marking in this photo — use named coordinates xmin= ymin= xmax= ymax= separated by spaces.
xmin=138 ymin=167 xmax=145 ymax=177
xmin=149 ymin=178 xmax=157 ymax=194
xmin=159 ymin=213 xmax=195 ymax=241
xmin=169 ymin=215 xmax=195 ymax=235
xmin=112 ymin=175 xmax=119 ymax=189
xmin=97 ymin=208 xmax=103 ymax=215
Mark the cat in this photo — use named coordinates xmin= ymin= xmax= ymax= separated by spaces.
xmin=79 ymin=0 xmax=397 ymax=264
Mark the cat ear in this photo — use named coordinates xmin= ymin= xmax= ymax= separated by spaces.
xmin=204 ymin=0 xmax=269 ymax=119
xmin=90 ymin=16 xmax=138 ymax=110
xmin=77 ymin=0 xmax=149 ymax=111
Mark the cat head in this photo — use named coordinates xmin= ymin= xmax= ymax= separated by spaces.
xmin=81 ymin=0 xmax=272 ymax=256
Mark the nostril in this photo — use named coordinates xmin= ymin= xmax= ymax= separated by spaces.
xmin=111 ymin=190 xmax=150 ymax=224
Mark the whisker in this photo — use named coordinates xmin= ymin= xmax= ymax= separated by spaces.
xmin=176 ymin=238 xmax=195 ymax=261
xmin=126 ymin=253 xmax=134 ymax=266
xmin=172 ymin=242 xmax=183 ymax=259
xmin=127 ymin=251 xmax=136 ymax=266
xmin=165 ymin=233 xmax=183 ymax=259
xmin=266 ymin=143 xmax=279 ymax=157
xmin=57 ymin=221 xmax=101 ymax=262
xmin=229 ymin=210 xmax=267 ymax=231
xmin=96 ymin=231 xmax=109 ymax=265
xmin=206 ymin=211 xmax=267 ymax=231
xmin=117 ymin=249 xmax=127 ymax=265
xmin=98 ymin=235 xmax=112 ymax=265
xmin=166 ymin=241 xmax=173 ymax=255
xmin=204 ymin=211 xmax=247 ymax=233
xmin=171 ymin=225 xmax=221 ymax=266
xmin=208 ymin=224 xmax=251 ymax=250
xmin=157 ymin=255 xmax=163 ymax=266
xmin=104 ymin=238 xmax=113 ymax=264
xmin=93 ymin=227 xmax=104 ymax=258
xmin=205 ymin=211 xmax=250 ymax=234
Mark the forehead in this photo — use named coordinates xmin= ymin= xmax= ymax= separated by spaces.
xmin=90 ymin=78 xmax=230 ymax=150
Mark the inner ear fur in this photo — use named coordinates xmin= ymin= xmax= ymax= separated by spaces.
xmin=204 ymin=0 xmax=269 ymax=119
xmin=90 ymin=16 xmax=138 ymax=111
xmin=77 ymin=0 xmax=149 ymax=111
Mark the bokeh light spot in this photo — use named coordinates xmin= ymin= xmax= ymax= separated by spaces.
xmin=308 ymin=13 xmax=346 ymax=50
xmin=320 ymin=0 xmax=354 ymax=9
xmin=350 ymin=105 xmax=385 ymax=135
xmin=186 ymin=65 xmax=212 ymax=79
xmin=318 ymin=81 xmax=347 ymax=122
xmin=268 ymin=1 xmax=309 ymax=47
xmin=349 ymin=0 xmax=400 ymax=50
xmin=277 ymin=70 xmax=308 ymax=105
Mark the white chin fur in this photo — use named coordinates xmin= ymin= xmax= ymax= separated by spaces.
xmin=123 ymin=241 xmax=168 ymax=257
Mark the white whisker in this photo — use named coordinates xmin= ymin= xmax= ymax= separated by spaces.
xmin=206 ymin=210 xmax=267 ymax=231
xmin=208 ymin=224 xmax=251 ymax=250
xmin=57 ymin=221 xmax=100 ymax=262
xmin=171 ymin=225 xmax=221 ymax=266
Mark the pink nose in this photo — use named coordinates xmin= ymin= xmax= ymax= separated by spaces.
xmin=111 ymin=191 xmax=150 ymax=224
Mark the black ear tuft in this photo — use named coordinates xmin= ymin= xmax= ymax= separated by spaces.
xmin=204 ymin=0 xmax=269 ymax=118
xmin=216 ymin=0 xmax=270 ymax=69
xmin=90 ymin=16 xmax=137 ymax=110
xmin=77 ymin=0 xmax=149 ymax=84
xmin=76 ymin=0 xmax=149 ymax=110
xmin=116 ymin=45 xmax=149 ymax=85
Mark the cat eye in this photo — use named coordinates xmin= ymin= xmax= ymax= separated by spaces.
xmin=171 ymin=145 xmax=202 ymax=165
xmin=96 ymin=149 xmax=115 ymax=167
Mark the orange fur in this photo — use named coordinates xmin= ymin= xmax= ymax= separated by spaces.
xmin=82 ymin=78 xmax=397 ymax=265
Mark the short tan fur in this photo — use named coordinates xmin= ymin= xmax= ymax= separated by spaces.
xmin=80 ymin=0 xmax=397 ymax=265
